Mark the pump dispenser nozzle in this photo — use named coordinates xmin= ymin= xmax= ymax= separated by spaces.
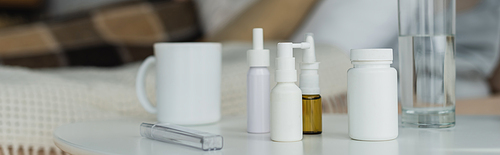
xmin=275 ymin=42 xmax=310 ymax=83
xmin=300 ymin=33 xmax=320 ymax=94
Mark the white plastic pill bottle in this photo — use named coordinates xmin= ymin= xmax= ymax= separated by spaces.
xmin=347 ymin=48 xmax=398 ymax=141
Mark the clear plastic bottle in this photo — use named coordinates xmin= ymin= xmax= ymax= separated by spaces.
xmin=347 ymin=49 xmax=398 ymax=141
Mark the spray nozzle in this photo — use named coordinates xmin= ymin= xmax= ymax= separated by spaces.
xmin=292 ymin=42 xmax=310 ymax=49
xmin=277 ymin=42 xmax=310 ymax=58
xmin=303 ymin=33 xmax=316 ymax=63
xmin=299 ymin=33 xmax=320 ymax=94
xmin=247 ymin=28 xmax=270 ymax=67
xmin=252 ymin=28 xmax=264 ymax=50
xmin=275 ymin=42 xmax=310 ymax=83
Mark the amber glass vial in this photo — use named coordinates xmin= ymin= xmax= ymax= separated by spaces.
xmin=302 ymin=95 xmax=322 ymax=134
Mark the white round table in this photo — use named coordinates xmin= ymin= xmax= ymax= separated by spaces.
xmin=54 ymin=114 xmax=500 ymax=155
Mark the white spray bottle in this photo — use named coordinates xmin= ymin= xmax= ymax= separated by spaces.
xmin=271 ymin=42 xmax=310 ymax=142
xmin=247 ymin=28 xmax=270 ymax=133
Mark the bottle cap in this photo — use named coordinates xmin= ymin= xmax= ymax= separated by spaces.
xmin=247 ymin=28 xmax=270 ymax=67
xmin=350 ymin=49 xmax=393 ymax=61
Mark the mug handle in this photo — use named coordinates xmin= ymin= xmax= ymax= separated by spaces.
xmin=136 ymin=56 xmax=157 ymax=114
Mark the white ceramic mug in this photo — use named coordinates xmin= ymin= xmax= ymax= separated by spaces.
xmin=136 ymin=43 xmax=221 ymax=125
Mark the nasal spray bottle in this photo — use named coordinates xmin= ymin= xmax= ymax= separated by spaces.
xmin=247 ymin=28 xmax=270 ymax=133
xmin=300 ymin=34 xmax=322 ymax=134
xmin=271 ymin=42 xmax=310 ymax=142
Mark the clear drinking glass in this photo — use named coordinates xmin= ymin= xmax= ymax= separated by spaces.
xmin=398 ymin=0 xmax=456 ymax=128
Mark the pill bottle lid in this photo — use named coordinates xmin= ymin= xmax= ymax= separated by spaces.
xmin=350 ymin=49 xmax=393 ymax=61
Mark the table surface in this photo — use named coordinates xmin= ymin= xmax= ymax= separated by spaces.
xmin=54 ymin=114 xmax=500 ymax=155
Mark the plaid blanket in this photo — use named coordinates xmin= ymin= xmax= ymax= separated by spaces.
xmin=0 ymin=0 xmax=201 ymax=68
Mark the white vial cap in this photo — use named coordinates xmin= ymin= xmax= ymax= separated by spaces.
xmin=350 ymin=49 xmax=393 ymax=61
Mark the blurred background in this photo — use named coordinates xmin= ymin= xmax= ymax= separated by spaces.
xmin=0 ymin=0 xmax=499 ymax=154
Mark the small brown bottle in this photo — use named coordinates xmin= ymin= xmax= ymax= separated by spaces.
xmin=299 ymin=33 xmax=322 ymax=134
xmin=302 ymin=95 xmax=322 ymax=134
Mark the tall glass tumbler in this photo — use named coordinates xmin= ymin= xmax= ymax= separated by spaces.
xmin=398 ymin=0 xmax=456 ymax=128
